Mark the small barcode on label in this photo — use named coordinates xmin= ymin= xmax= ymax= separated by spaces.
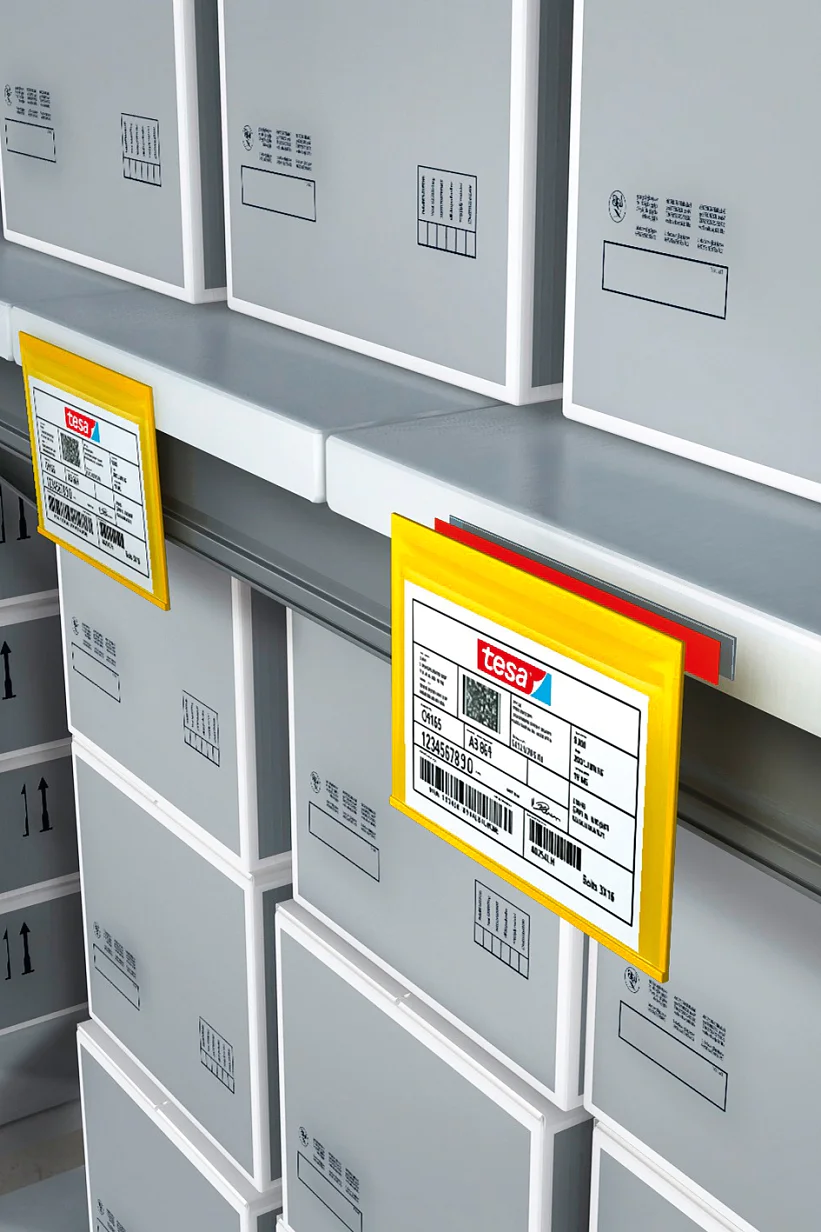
xmin=47 ymin=493 xmax=93 ymax=536
xmin=529 ymin=816 xmax=582 ymax=870
xmin=59 ymin=431 xmax=81 ymax=468
xmin=420 ymin=757 xmax=513 ymax=833
xmin=100 ymin=520 xmax=125 ymax=550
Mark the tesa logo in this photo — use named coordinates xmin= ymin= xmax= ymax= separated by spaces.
xmin=477 ymin=640 xmax=548 ymax=696
xmin=64 ymin=407 xmax=99 ymax=442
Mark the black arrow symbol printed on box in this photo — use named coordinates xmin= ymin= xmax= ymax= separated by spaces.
xmin=2 ymin=930 xmax=9 ymax=981
xmin=1 ymin=643 xmax=14 ymax=701
xmin=21 ymin=782 xmax=29 ymax=837
xmin=20 ymin=923 xmax=33 ymax=975
xmin=17 ymin=499 xmax=29 ymax=541
xmin=38 ymin=779 xmax=51 ymax=832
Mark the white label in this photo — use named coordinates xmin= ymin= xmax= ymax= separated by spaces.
xmin=29 ymin=377 xmax=154 ymax=592
xmin=404 ymin=584 xmax=649 ymax=950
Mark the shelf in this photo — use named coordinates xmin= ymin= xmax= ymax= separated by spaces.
xmin=326 ymin=402 xmax=821 ymax=738
xmin=0 ymin=236 xmax=495 ymax=501
xmin=0 ymin=358 xmax=391 ymax=658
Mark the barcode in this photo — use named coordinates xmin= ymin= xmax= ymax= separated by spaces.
xmin=46 ymin=493 xmax=93 ymax=536
xmin=100 ymin=520 xmax=125 ymax=550
xmin=529 ymin=816 xmax=582 ymax=870
xmin=462 ymin=675 xmax=501 ymax=733
xmin=420 ymin=756 xmax=513 ymax=833
xmin=59 ymin=431 xmax=81 ymax=468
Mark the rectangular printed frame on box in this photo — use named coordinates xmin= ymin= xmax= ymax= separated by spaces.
xmin=391 ymin=515 xmax=684 ymax=981
xmin=20 ymin=333 xmax=169 ymax=610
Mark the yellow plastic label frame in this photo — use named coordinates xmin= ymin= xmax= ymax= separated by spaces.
xmin=20 ymin=333 xmax=169 ymax=610
xmin=391 ymin=515 xmax=684 ymax=981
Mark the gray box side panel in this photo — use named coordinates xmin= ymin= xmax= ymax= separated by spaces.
xmin=531 ymin=0 xmax=573 ymax=388
xmin=195 ymin=0 xmax=227 ymax=289
xmin=263 ymin=885 xmax=292 ymax=1182
xmin=279 ymin=929 xmax=533 ymax=1232
xmin=596 ymin=1150 xmax=701 ymax=1232
xmin=291 ymin=614 xmax=564 ymax=1093
xmin=81 ymin=1047 xmax=242 ymax=1232
xmin=224 ymin=0 xmax=512 ymax=385
xmin=76 ymin=759 xmax=255 ymax=1175
xmin=252 ymin=591 xmax=291 ymax=859
xmin=0 ymin=755 xmax=78 ymax=895
xmin=0 ymin=892 xmax=86 ymax=1029
xmin=551 ymin=1119 xmax=593 ymax=1232
xmin=0 ymin=614 xmax=67 ymax=752
xmin=61 ymin=543 xmax=242 ymax=854
xmin=0 ymin=1007 xmax=84 ymax=1126
xmin=0 ymin=0 xmax=186 ymax=286
xmin=591 ymin=825 xmax=821 ymax=1232
xmin=0 ymin=484 xmax=57 ymax=599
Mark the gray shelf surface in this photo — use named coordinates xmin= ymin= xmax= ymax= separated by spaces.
xmin=1 ymin=236 xmax=495 ymax=501
xmin=327 ymin=402 xmax=821 ymax=737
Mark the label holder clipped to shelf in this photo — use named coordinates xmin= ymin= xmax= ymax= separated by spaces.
xmin=391 ymin=514 xmax=687 ymax=981
xmin=19 ymin=333 xmax=169 ymax=610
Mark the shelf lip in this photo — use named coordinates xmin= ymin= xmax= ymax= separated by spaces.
xmin=326 ymin=426 xmax=821 ymax=739
xmin=11 ymin=305 xmax=328 ymax=502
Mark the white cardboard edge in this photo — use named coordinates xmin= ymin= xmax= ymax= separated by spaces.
xmin=293 ymin=891 xmax=580 ymax=1114
xmin=0 ymin=872 xmax=79 ymax=914
xmin=277 ymin=901 xmax=580 ymax=1133
xmin=246 ymin=881 xmax=272 ymax=1189
xmin=565 ymin=401 xmax=821 ymax=507
xmin=2 ymin=229 xmax=223 ymax=306
xmin=70 ymin=729 xmax=291 ymax=881
xmin=72 ymin=737 xmax=292 ymax=891
xmin=228 ymin=295 xmax=563 ymax=408
xmin=173 ymin=0 xmax=206 ymax=301
xmin=324 ymin=435 xmax=821 ymax=739
xmin=232 ymin=577 xmax=258 ymax=870
xmin=11 ymin=308 xmax=326 ymax=501
xmin=592 ymin=1125 xmax=746 ymax=1232
xmin=77 ymin=1022 xmax=282 ymax=1217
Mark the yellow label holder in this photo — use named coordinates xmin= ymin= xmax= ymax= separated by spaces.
xmin=391 ymin=514 xmax=684 ymax=981
xmin=20 ymin=333 xmax=169 ymax=610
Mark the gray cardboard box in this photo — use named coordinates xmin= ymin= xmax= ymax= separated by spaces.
xmin=220 ymin=0 xmax=572 ymax=403
xmin=59 ymin=543 xmax=290 ymax=871
xmin=74 ymin=748 xmax=291 ymax=1192
xmin=591 ymin=1126 xmax=740 ymax=1232
xmin=0 ymin=876 xmax=87 ymax=1126
xmin=0 ymin=483 xmax=57 ymax=601
xmin=0 ymin=0 xmax=225 ymax=302
xmin=276 ymin=901 xmax=592 ymax=1232
xmin=79 ymin=1022 xmax=282 ymax=1232
xmin=586 ymin=821 xmax=821 ymax=1232
xmin=565 ymin=0 xmax=821 ymax=501
xmin=0 ymin=745 xmax=77 ymax=895
xmin=289 ymin=611 xmax=586 ymax=1109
